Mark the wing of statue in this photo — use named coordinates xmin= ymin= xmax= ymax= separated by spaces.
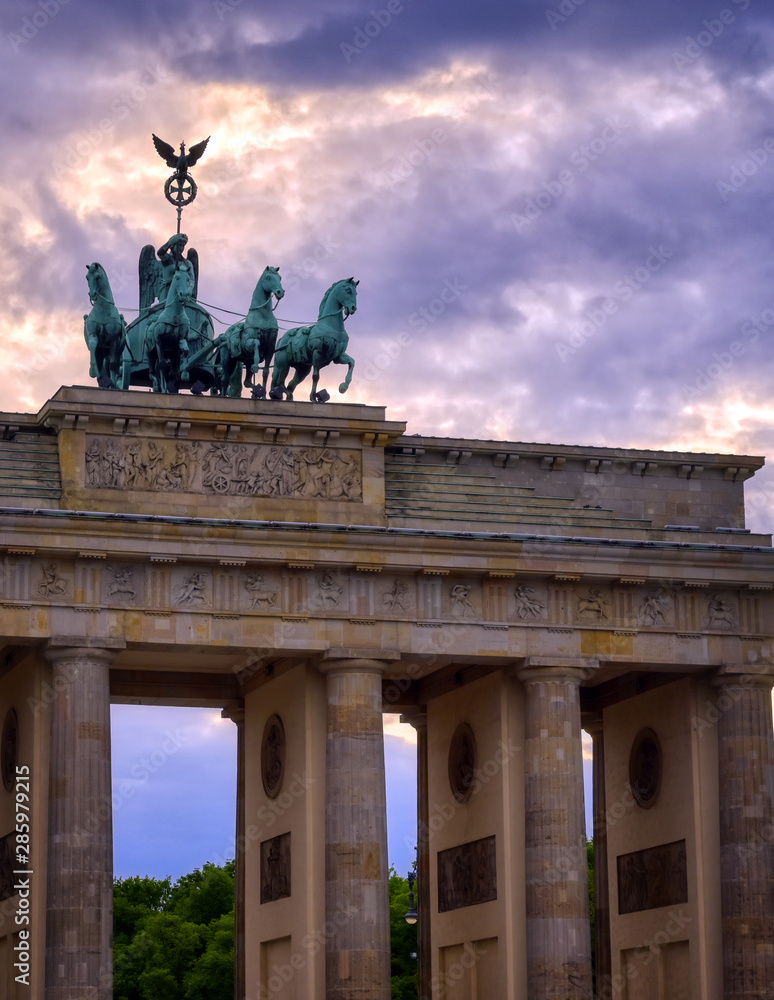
xmin=139 ymin=244 xmax=160 ymax=312
xmin=186 ymin=248 xmax=200 ymax=301
xmin=186 ymin=137 xmax=210 ymax=167
xmin=152 ymin=134 xmax=178 ymax=169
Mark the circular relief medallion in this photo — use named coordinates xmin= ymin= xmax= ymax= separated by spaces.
xmin=629 ymin=728 xmax=662 ymax=809
xmin=448 ymin=723 xmax=477 ymax=803
xmin=2 ymin=708 xmax=18 ymax=793
xmin=261 ymin=714 xmax=286 ymax=799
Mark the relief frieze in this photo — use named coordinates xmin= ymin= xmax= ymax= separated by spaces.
xmin=381 ymin=579 xmax=413 ymax=615
xmin=704 ymin=593 xmax=737 ymax=630
xmin=511 ymin=584 xmax=546 ymax=621
xmin=84 ymin=436 xmax=363 ymax=501
xmin=244 ymin=574 xmax=279 ymax=610
xmin=9 ymin=554 xmax=770 ymax=638
xmin=638 ymin=587 xmax=674 ymax=628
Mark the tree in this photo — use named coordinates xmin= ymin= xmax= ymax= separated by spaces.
xmin=113 ymin=863 xmax=234 ymax=1000
xmin=116 ymin=859 xmax=418 ymax=998
xmin=389 ymin=867 xmax=418 ymax=1000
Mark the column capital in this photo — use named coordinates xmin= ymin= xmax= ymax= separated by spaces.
xmin=221 ymin=701 xmax=245 ymax=725
xmin=319 ymin=648 xmax=400 ymax=676
xmin=581 ymin=710 xmax=604 ymax=737
xmin=44 ymin=638 xmax=124 ymax=665
xmin=400 ymin=708 xmax=427 ymax=732
xmin=515 ymin=656 xmax=599 ymax=685
xmin=711 ymin=662 xmax=774 ymax=691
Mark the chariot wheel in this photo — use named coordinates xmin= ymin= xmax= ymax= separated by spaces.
xmin=211 ymin=475 xmax=230 ymax=494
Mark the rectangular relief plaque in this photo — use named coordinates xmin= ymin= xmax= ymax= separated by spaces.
xmin=260 ymin=832 xmax=291 ymax=904
xmin=617 ymin=839 xmax=688 ymax=914
xmin=437 ymin=835 xmax=496 ymax=913
xmin=84 ymin=437 xmax=362 ymax=501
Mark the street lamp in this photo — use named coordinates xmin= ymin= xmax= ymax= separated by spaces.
xmin=404 ymin=871 xmax=418 ymax=926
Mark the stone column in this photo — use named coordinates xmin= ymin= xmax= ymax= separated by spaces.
xmin=712 ymin=664 xmax=774 ymax=1000
xmin=319 ymin=649 xmax=397 ymax=1000
xmin=582 ymin=713 xmax=611 ymax=996
xmin=44 ymin=644 xmax=117 ymax=1000
xmin=401 ymin=709 xmax=430 ymax=1000
xmin=516 ymin=657 xmax=597 ymax=1000
xmin=222 ymin=703 xmax=246 ymax=1000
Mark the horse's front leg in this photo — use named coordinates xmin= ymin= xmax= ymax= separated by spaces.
xmin=261 ymin=343 xmax=275 ymax=395
xmin=337 ymin=352 xmax=355 ymax=394
xmin=84 ymin=320 xmax=99 ymax=378
xmin=308 ymin=362 xmax=320 ymax=403
xmin=251 ymin=336 xmax=261 ymax=375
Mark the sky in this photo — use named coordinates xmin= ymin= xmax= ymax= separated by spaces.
xmin=3 ymin=0 xmax=773 ymax=876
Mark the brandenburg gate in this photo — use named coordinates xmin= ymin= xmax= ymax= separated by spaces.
xmin=0 ymin=385 xmax=772 ymax=1000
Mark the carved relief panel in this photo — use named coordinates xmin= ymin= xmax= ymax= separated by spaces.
xmin=510 ymin=581 xmax=547 ymax=623
xmin=617 ymin=840 xmax=687 ymax=914
xmin=243 ymin=571 xmax=281 ymax=613
xmin=380 ymin=578 xmax=414 ymax=617
xmin=260 ymin=832 xmax=291 ymax=904
xmin=84 ymin=436 xmax=363 ymax=502
xmin=448 ymin=581 xmax=481 ymax=620
xmin=437 ymin=836 xmax=497 ymax=913
xmin=105 ymin=565 xmax=140 ymax=604
xmin=575 ymin=586 xmax=613 ymax=625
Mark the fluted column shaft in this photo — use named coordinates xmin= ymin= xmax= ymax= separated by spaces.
xmin=320 ymin=656 xmax=391 ymax=1000
xmin=45 ymin=646 xmax=115 ymax=1000
xmin=516 ymin=659 xmax=595 ymax=1000
xmin=712 ymin=666 xmax=774 ymax=1000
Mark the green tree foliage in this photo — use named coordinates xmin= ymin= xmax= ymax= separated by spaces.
xmin=113 ymin=863 xmax=235 ymax=1000
xmin=389 ymin=867 xmax=418 ymax=1000
xmin=116 ymin=859 xmax=419 ymax=999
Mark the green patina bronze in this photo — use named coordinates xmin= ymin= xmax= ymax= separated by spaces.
xmin=82 ymin=134 xmax=358 ymax=401
xmin=217 ymin=266 xmax=285 ymax=399
xmin=270 ymin=278 xmax=358 ymax=403
xmin=83 ymin=263 xmax=127 ymax=388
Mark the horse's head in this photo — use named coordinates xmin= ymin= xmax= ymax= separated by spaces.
xmin=339 ymin=277 xmax=359 ymax=317
xmin=319 ymin=277 xmax=359 ymax=319
xmin=85 ymin=262 xmax=107 ymax=305
xmin=262 ymin=265 xmax=285 ymax=302
xmin=167 ymin=264 xmax=192 ymax=303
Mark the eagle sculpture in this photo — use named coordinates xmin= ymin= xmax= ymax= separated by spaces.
xmin=152 ymin=134 xmax=210 ymax=185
